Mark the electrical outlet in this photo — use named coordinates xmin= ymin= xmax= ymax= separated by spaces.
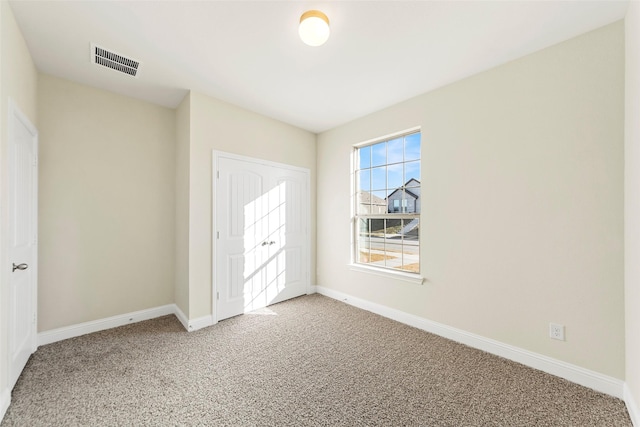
xmin=549 ymin=323 xmax=565 ymax=341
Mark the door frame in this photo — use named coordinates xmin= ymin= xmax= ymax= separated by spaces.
xmin=212 ymin=151 xmax=311 ymax=322
xmin=5 ymin=98 xmax=38 ymax=391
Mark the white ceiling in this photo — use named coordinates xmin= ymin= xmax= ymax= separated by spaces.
xmin=9 ymin=0 xmax=630 ymax=133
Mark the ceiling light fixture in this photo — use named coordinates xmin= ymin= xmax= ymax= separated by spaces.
xmin=299 ymin=10 xmax=330 ymax=47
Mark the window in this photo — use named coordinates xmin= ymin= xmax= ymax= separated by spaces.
xmin=354 ymin=131 xmax=421 ymax=274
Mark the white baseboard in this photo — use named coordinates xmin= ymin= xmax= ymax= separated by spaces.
xmin=315 ymin=286 xmax=625 ymax=399
xmin=186 ymin=314 xmax=215 ymax=332
xmin=173 ymin=304 xmax=215 ymax=332
xmin=625 ymin=384 xmax=640 ymax=426
xmin=37 ymin=304 xmax=217 ymax=345
xmin=38 ymin=304 xmax=176 ymax=346
xmin=0 ymin=388 xmax=10 ymax=423
xmin=30 ymin=289 xmax=630 ymax=402
xmin=174 ymin=304 xmax=190 ymax=331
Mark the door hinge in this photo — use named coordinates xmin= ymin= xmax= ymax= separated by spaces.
xmin=216 ymin=292 xmax=220 ymax=300
xmin=217 ymin=170 xmax=220 ymax=179
xmin=216 ymin=231 xmax=220 ymax=239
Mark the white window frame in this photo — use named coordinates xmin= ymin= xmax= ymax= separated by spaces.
xmin=350 ymin=128 xmax=424 ymax=285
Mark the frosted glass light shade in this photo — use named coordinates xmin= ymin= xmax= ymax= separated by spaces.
xmin=299 ymin=10 xmax=330 ymax=47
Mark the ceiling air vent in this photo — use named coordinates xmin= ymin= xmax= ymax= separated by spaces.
xmin=91 ymin=44 xmax=140 ymax=77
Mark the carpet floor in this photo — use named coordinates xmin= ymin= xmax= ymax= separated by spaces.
xmin=1 ymin=294 xmax=632 ymax=426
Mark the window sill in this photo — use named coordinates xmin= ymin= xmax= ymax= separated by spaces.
xmin=348 ymin=263 xmax=425 ymax=285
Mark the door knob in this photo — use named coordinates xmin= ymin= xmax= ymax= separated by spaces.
xmin=12 ymin=263 xmax=28 ymax=272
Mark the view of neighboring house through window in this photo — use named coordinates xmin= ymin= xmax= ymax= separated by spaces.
xmin=355 ymin=131 xmax=421 ymax=273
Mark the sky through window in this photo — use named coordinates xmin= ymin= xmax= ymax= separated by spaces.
xmin=358 ymin=133 xmax=421 ymax=196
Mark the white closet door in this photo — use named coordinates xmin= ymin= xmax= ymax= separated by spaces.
xmin=215 ymin=154 xmax=309 ymax=321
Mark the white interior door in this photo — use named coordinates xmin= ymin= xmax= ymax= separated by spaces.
xmin=215 ymin=154 xmax=309 ymax=321
xmin=8 ymin=101 xmax=38 ymax=390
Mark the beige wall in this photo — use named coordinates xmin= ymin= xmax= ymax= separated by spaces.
xmin=0 ymin=0 xmax=38 ymax=412
xmin=625 ymin=0 xmax=640 ymax=419
xmin=317 ymin=22 xmax=625 ymax=378
xmin=187 ymin=91 xmax=316 ymax=319
xmin=37 ymin=74 xmax=176 ymax=331
xmin=175 ymin=93 xmax=190 ymax=317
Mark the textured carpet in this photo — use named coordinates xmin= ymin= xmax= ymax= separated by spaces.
xmin=1 ymin=294 xmax=632 ymax=426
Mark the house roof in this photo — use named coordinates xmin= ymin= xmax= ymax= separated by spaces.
xmin=359 ymin=192 xmax=386 ymax=206
xmin=387 ymin=179 xmax=420 ymax=201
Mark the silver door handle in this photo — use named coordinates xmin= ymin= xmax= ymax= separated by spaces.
xmin=261 ymin=241 xmax=269 ymax=246
xmin=269 ymin=241 xmax=276 ymax=245
xmin=12 ymin=263 xmax=28 ymax=272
